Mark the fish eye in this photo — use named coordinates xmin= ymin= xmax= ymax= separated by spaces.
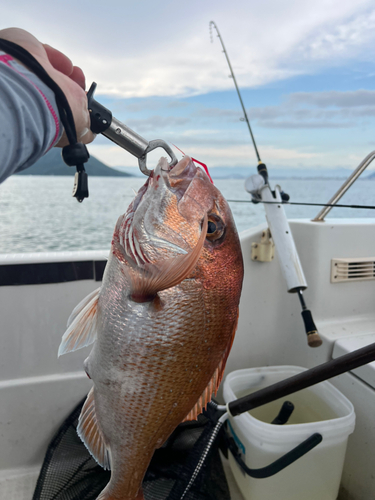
xmin=206 ymin=214 xmax=225 ymax=241
xmin=207 ymin=221 xmax=217 ymax=234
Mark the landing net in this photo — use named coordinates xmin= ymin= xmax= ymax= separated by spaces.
xmin=32 ymin=398 xmax=230 ymax=500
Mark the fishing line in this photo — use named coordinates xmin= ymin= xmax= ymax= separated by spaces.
xmin=226 ymin=199 xmax=375 ymax=210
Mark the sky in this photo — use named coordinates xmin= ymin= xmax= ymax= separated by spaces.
xmin=2 ymin=0 xmax=375 ymax=172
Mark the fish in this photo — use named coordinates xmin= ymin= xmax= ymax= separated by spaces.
xmin=58 ymin=155 xmax=244 ymax=500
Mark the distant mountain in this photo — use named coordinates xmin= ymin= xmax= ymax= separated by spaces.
xmin=26 ymin=152 xmax=373 ymax=180
xmin=207 ymin=166 xmax=375 ymax=180
xmin=112 ymin=164 xmax=375 ymax=180
xmin=16 ymin=148 xmax=133 ymax=177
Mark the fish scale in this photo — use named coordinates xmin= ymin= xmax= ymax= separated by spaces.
xmin=59 ymin=156 xmax=243 ymax=500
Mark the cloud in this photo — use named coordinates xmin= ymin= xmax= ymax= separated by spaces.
xmin=192 ymin=107 xmax=241 ymax=121
xmin=121 ymin=99 xmax=189 ymax=114
xmin=288 ymin=90 xmax=375 ymax=107
xmin=88 ymin=144 xmax=139 ymax=168
xmin=2 ymin=0 xmax=375 ymax=97
xmin=257 ymin=120 xmax=354 ymax=129
xmin=89 ymin=87 xmax=375 ymax=162
xmin=88 ymin=141 xmax=319 ymax=170
xmin=3 ymin=2 xmax=374 ymax=175
xmin=126 ymin=116 xmax=191 ymax=134
xmin=169 ymin=144 xmax=319 ymax=168
xmin=245 ymin=89 xmax=375 ymax=128
xmin=301 ymin=9 xmax=375 ymax=61
xmin=168 ymin=133 xmax=252 ymax=149
xmin=186 ymin=89 xmax=375 ymax=130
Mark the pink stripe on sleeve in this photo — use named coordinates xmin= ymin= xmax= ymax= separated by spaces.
xmin=0 ymin=54 xmax=13 ymax=65
xmin=35 ymin=88 xmax=61 ymax=149
xmin=0 ymin=54 xmax=60 ymax=147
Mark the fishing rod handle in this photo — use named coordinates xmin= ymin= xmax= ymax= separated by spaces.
xmin=228 ymin=341 xmax=375 ymax=417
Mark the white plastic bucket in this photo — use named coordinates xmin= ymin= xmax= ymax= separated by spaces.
xmin=223 ymin=366 xmax=355 ymax=500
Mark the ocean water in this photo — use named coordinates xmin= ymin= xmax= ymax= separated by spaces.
xmin=0 ymin=175 xmax=374 ymax=254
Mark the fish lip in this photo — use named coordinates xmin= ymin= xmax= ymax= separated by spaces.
xmin=121 ymin=159 xmax=192 ymax=264
xmin=164 ymin=156 xmax=198 ymax=201
xmin=134 ymin=159 xmax=172 ymax=207
xmin=136 ymin=156 xmax=198 ymax=209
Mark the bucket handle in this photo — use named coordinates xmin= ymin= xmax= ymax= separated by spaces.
xmin=224 ymin=425 xmax=323 ymax=478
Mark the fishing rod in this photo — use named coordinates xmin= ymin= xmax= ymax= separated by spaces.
xmin=209 ymin=21 xmax=268 ymax=182
xmin=209 ymin=22 xmax=261 ymax=163
xmin=210 ymin=21 xmax=322 ymax=348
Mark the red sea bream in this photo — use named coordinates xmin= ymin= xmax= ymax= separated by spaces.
xmin=58 ymin=156 xmax=244 ymax=500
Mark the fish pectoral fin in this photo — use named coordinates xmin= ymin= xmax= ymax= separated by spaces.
xmin=66 ymin=287 xmax=100 ymax=327
xmin=130 ymin=214 xmax=208 ymax=301
xmin=77 ymin=388 xmax=111 ymax=470
xmin=58 ymin=288 xmax=100 ymax=356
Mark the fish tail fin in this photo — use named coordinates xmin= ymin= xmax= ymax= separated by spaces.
xmin=130 ymin=214 xmax=208 ymax=301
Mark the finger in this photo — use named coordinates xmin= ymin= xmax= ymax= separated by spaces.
xmin=55 ymin=129 xmax=96 ymax=148
xmin=70 ymin=65 xmax=86 ymax=90
xmin=43 ymin=44 xmax=73 ymax=76
xmin=80 ymin=129 xmax=96 ymax=145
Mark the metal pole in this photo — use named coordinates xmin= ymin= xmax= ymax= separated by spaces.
xmin=312 ymin=150 xmax=375 ymax=222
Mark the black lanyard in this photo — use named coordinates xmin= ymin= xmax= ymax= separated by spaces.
xmin=0 ymin=38 xmax=89 ymax=201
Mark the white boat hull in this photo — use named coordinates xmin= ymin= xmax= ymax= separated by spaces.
xmin=1 ymin=220 xmax=375 ymax=499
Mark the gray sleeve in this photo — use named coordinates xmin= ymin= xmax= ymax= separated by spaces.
xmin=0 ymin=53 xmax=63 ymax=184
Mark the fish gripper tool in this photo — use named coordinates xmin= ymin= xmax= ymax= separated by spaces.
xmin=87 ymin=82 xmax=177 ymax=176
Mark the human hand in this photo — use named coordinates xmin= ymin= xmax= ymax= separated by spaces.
xmin=0 ymin=27 xmax=95 ymax=147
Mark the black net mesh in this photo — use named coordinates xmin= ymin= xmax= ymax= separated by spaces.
xmin=32 ymin=399 xmax=230 ymax=500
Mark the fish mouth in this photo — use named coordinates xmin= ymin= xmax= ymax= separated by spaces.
xmin=120 ymin=157 xmax=199 ymax=266
xmin=128 ymin=157 xmax=197 ymax=215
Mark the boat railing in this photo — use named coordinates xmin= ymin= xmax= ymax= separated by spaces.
xmin=312 ymin=150 xmax=375 ymax=222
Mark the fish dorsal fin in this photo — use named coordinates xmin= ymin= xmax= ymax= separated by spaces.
xmin=58 ymin=288 xmax=100 ymax=357
xmin=77 ymin=388 xmax=111 ymax=470
xmin=182 ymin=311 xmax=239 ymax=422
xmin=130 ymin=214 xmax=207 ymax=302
